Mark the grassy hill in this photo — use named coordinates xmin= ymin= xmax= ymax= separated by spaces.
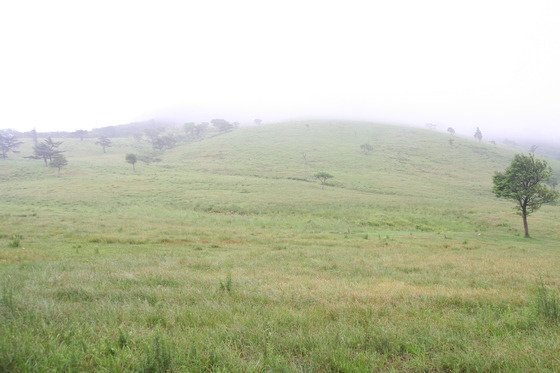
xmin=1 ymin=121 xmax=560 ymax=371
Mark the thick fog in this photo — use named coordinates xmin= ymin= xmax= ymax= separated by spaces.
xmin=1 ymin=0 xmax=559 ymax=142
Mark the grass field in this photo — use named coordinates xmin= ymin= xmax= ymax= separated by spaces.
xmin=1 ymin=121 xmax=560 ymax=371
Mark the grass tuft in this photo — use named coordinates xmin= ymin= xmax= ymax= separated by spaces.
xmin=141 ymin=335 xmax=173 ymax=373
xmin=1 ymin=278 xmax=15 ymax=312
xmin=219 ymin=273 xmax=233 ymax=292
xmin=534 ymin=282 xmax=560 ymax=324
xmin=8 ymin=234 xmax=22 ymax=248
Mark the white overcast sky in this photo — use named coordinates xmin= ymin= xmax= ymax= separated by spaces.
xmin=1 ymin=0 xmax=559 ymax=140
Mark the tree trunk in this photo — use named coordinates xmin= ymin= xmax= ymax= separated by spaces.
xmin=522 ymin=211 xmax=530 ymax=238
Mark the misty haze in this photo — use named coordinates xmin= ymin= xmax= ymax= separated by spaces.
xmin=1 ymin=1 xmax=560 ymax=371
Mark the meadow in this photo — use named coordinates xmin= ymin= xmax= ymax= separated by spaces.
xmin=1 ymin=121 xmax=559 ymax=372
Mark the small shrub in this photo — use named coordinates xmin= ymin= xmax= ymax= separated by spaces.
xmin=9 ymin=234 xmax=22 ymax=248
xmin=219 ymin=273 xmax=233 ymax=292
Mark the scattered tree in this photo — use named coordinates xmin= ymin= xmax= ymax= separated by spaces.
xmin=151 ymin=134 xmax=177 ymax=151
xmin=314 ymin=172 xmax=333 ymax=189
xmin=184 ymin=122 xmax=196 ymax=136
xmin=492 ymin=153 xmax=559 ymax=237
xmin=474 ymin=127 xmax=483 ymax=141
xmin=0 ymin=132 xmax=23 ymax=159
xmin=144 ymin=127 xmax=165 ymax=140
xmin=447 ymin=127 xmax=455 ymax=136
xmin=360 ymin=143 xmax=373 ymax=155
xmin=211 ymin=119 xmax=234 ymax=132
xmin=30 ymin=128 xmax=38 ymax=145
xmin=194 ymin=122 xmax=209 ymax=137
xmin=125 ymin=153 xmax=137 ymax=171
xmin=95 ymin=136 xmax=112 ymax=153
xmin=31 ymin=137 xmax=63 ymax=166
xmin=529 ymin=145 xmax=538 ymax=154
xmin=31 ymin=143 xmax=51 ymax=166
xmin=254 ymin=119 xmax=262 ymax=126
xmin=72 ymin=129 xmax=88 ymax=141
xmin=49 ymin=154 xmax=67 ymax=176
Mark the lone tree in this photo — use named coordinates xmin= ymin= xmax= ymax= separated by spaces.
xmin=447 ymin=127 xmax=455 ymax=136
xmin=95 ymin=136 xmax=112 ymax=153
xmin=314 ymin=171 xmax=333 ymax=189
xmin=492 ymin=153 xmax=559 ymax=237
xmin=125 ymin=153 xmax=137 ymax=171
xmin=474 ymin=127 xmax=483 ymax=141
xmin=0 ymin=132 xmax=23 ymax=159
xmin=360 ymin=143 xmax=373 ymax=155
xmin=49 ymin=154 xmax=67 ymax=176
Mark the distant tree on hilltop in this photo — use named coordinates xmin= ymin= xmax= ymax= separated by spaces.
xmin=447 ymin=127 xmax=455 ymax=136
xmin=360 ymin=143 xmax=373 ymax=155
xmin=184 ymin=122 xmax=196 ymax=136
xmin=151 ymin=134 xmax=177 ymax=151
xmin=95 ymin=136 xmax=112 ymax=153
xmin=529 ymin=145 xmax=538 ymax=155
xmin=72 ymin=129 xmax=88 ymax=141
xmin=194 ymin=123 xmax=209 ymax=137
xmin=474 ymin=127 xmax=483 ymax=141
xmin=30 ymin=128 xmax=38 ymax=145
xmin=211 ymin=119 xmax=234 ymax=132
xmin=144 ymin=127 xmax=165 ymax=140
xmin=0 ymin=132 xmax=23 ymax=159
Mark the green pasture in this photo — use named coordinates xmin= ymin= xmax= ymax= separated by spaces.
xmin=1 ymin=121 xmax=559 ymax=371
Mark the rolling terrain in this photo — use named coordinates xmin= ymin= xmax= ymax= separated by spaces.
xmin=1 ymin=121 xmax=559 ymax=371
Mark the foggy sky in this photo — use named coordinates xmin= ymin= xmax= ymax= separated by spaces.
xmin=1 ymin=0 xmax=559 ymax=141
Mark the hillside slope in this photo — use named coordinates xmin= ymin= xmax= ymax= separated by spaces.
xmin=1 ymin=120 xmax=557 ymax=237
xmin=2 ymin=120 xmax=560 ymax=372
